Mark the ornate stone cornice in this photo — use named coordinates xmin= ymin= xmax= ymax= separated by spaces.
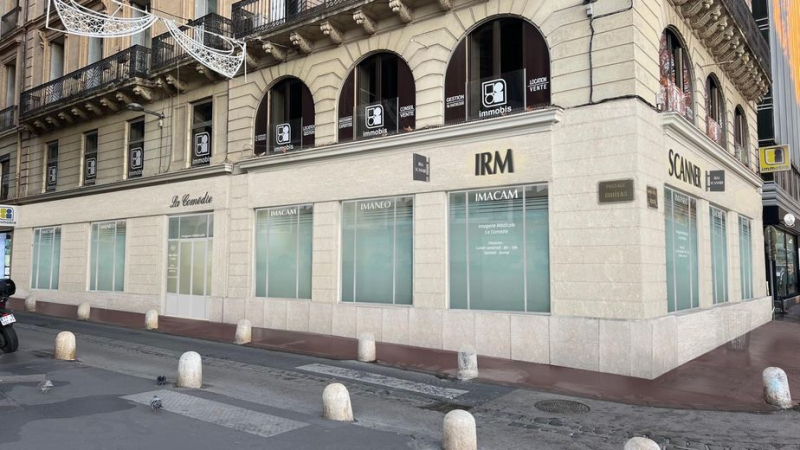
xmin=669 ymin=0 xmax=771 ymax=102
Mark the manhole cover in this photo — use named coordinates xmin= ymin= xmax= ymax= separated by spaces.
xmin=534 ymin=399 xmax=590 ymax=414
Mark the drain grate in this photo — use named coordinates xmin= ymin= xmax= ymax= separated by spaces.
xmin=534 ymin=399 xmax=590 ymax=414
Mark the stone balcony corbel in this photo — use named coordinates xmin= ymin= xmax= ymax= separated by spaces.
xmin=681 ymin=0 xmax=713 ymax=18
xmin=705 ymin=23 xmax=732 ymax=49
xmin=55 ymin=112 xmax=71 ymax=124
xmin=437 ymin=0 xmax=452 ymax=11
xmin=85 ymin=102 xmax=102 ymax=117
xmin=115 ymin=92 xmax=132 ymax=105
xmin=132 ymin=86 xmax=153 ymax=102
xmin=71 ymin=107 xmax=88 ymax=120
xmin=698 ymin=12 xmax=725 ymax=40
xmin=690 ymin=4 xmax=721 ymax=28
xmin=289 ymin=32 xmax=312 ymax=54
xmin=389 ymin=0 xmax=412 ymax=24
xmin=353 ymin=9 xmax=376 ymax=35
xmin=165 ymin=74 xmax=186 ymax=92
xmin=320 ymin=21 xmax=343 ymax=45
xmin=195 ymin=64 xmax=218 ymax=82
xmin=262 ymin=41 xmax=287 ymax=62
xmin=99 ymin=97 xmax=119 ymax=112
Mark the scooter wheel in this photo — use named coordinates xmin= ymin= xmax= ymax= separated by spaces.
xmin=0 ymin=325 xmax=18 ymax=353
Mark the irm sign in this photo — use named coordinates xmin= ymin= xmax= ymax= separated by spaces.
xmin=475 ymin=149 xmax=514 ymax=176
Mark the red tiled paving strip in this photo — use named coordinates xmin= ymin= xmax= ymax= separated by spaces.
xmin=8 ymin=297 xmax=798 ymax=412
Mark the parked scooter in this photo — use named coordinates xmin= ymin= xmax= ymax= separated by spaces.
xmin=0 ymin=278 xmax=18 ymax=353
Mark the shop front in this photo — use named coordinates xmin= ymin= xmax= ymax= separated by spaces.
xmin=762 ymin=201 xmax=800 ymax=312
xmin=7 ymin=100 xmax=772 ymax=380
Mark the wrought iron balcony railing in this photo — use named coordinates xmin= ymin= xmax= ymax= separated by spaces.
xmin=232 ymin=0 xmax=347 ymax=39
xmin=20 ymin=45 xmax=150 ymax=118
xmin=0 ymin=106 xmax=15 ymax=132
xmin=151 ymin=13 xmax=233 ymax=72
xmin=0 ymin=6 xmax=19 ymax=38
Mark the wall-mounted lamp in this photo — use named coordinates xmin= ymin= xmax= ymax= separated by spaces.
xmin=127 ymin=103 xmax=164 ymax=127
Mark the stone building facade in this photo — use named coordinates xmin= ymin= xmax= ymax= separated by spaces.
xmin=1 ymin=0 xmax=774 ymax=378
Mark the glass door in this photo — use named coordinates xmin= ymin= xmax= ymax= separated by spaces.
xmin=166 ymin=214 xmax=213 ymax=319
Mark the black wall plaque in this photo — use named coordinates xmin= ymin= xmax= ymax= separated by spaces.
xmin=598 ymin=179 xmax=635 ymax=204
xmin=413 ymin=153 xmax=429 ymax=182
xmin=647 ymin=186 xmax=658 ymax=209
xmin=706 ymin=170 xmax=725 ymax=192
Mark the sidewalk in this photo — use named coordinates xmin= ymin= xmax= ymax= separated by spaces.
xmin=9 ymin=298 xmax=799 ymax=412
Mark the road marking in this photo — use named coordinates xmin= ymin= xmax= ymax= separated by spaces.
xmin=296 ymin=363 xmax=468 ymax=400
xmin=122 ymin=390 xmax=307 ymax=438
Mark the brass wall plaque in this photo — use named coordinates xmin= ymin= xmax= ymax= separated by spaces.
xmin=598 ymin=179 xmax=634 ymax=204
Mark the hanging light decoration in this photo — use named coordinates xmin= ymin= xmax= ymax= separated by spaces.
xmin=163 ymin=19 xmax=245 ymax=79
xmin=47 ymin=0 xmax=158 ymax=38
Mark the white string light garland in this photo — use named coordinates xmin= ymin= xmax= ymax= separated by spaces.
xmin=163 ymin=19 xmax=245 ymax=79
xmin=46 ymin=0 xmax=246 ymax=78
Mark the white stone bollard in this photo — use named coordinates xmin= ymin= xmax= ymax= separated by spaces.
xmin=763 ymin=367 xmax=793 ymax=409
xmin=24 ymin=297 xmax=36 ymax=312
xmin=77 ymin=302 xmax=91 ymax=321
xmin=623 ymin=437 xmax=661 ymax=450
xmin=235 ymin=319 xmax=252 ymax=345
xmin=357 ymin=332 xmax=376 ymax=362
xmin=443 ymin=409 xmax=477 ymax=450
xmin=457 ymin=346 xmax=478 ymax=381
xmin=54 ymin=331 xmax=76 ymax=361
xmin=322 ymin=383 xmax=353 ymax=422
xmin=145 ymin=310 xmax=159 ymax=331
xmin=177 ymin=351 xmax=203 ymax=389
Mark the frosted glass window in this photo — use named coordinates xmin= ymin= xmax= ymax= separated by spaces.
xmin=665 ymin=188 xmax=699 ymax=312
xmin=739 ymin=216 xmax=753 ymax=299
xmin=449 ymin=185 xmax=549 ymax=312
xmin=89 ymin=221 xmax=126 ymax=291
xmin=31 ymin=227 xmax=61 ymax=290
xmin=709 ymin=206 xmax=728 ymax=304
xmin=254 ymin=205 xmax=313 ymax=299
xmin=341 ymin=197 xmax=413 ymax=305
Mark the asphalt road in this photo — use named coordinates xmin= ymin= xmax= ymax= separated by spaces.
xmin=1 ymin=313 xmax=799 ymax=450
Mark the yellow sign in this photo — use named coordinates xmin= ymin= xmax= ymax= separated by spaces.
xmin=759 ymin=145 xmax=791 ymax=173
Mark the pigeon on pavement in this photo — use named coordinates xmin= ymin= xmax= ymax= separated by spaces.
xmin=150 ymin=395 xmax=163 ymax=413
xmin=37 ymin=380 xmax=54 ymax=393
xmin=156 ymin=375 xmax=167 ymax=386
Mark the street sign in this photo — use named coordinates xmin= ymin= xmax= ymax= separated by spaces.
xmin=413 ymin=153 xmax=429 ymax=182
xmin=759 ymin=145 xmax=790 ymax=173
xmin=706 ymin=170 xmax=725 ymax=192
xmin=598 ymin=179 xmax=634 ymax=204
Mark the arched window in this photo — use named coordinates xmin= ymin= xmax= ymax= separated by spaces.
xmin=734 ymin=106 xmax=749 ymax=165
xmin=444 ymin=17 xmax=550 ymax=123
xmin=337 ymin=52 xmax=415 ymax=141
xmin=659 ymin=29 xmax=694 ymax=121
xmin=706 ymin=75 xmax=726 ymax=147
xmin=254 ymin=77 xmax=315 ymax=155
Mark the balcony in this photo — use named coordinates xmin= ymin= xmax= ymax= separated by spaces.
xmin=231 ymin=0 xmax=446 ymax=62
xmin=232 ymin=0 xmax=342 ymax=38
xmin=151 ymin=13 xmax=233 ymax=81
xmin=0 ymin=106 xmax=15 ymax=132
xmin=19 ymin=45 xmax=152 ymax=130
xmin=0 ymin=6 xmax=19 ymax=39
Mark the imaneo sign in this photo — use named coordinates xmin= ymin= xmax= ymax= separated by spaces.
xmin=668 ymin=149 xmax=702 ymax=189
